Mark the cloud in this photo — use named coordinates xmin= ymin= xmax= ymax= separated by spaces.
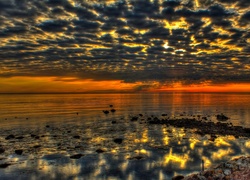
xmin=0 ymin=0 xmax=249 ymax=88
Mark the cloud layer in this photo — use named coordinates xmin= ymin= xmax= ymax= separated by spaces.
xmin=0 ymin=0 xmax=249 ymax=87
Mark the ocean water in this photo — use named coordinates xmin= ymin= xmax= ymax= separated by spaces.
xmin=0 ymin=93 xmax=250 ymax=179
xmin=1 ymin=93 xmax=250 ymax=128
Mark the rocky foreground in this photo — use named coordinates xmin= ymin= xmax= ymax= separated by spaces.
xmin=172 ymin=156 xmax=250 ymax=180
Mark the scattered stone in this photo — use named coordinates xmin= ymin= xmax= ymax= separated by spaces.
xmin=103 ymin=110 xmax=109 ymax=114
xmin=33 ymin=145 xmax=41 ymax=148
xmin=0 ymin=148 xmax=5 ymax=154
xmin=131 ymin=116 xmax=138 ymax=121
xmin=5 ymin=135 xmax=15 ymax=140
xmin=216 ymin=113 xmax=229 ymax=121
xmin=96 ymin=148 xmax=106 ymax=153
xmin=0 ymin=163 xmax=11 ymax=168
xmin=172 ymin=175 xmax=184 ymax=180
xmin=73 ymin=135 xmax=80 ymax=139
xmin=15 ymin=149 xmax=23 ymax=155
xmin=128 ymin=155 xmax=144 ymax=160
xmin=70 ymin=154 xmax=83 ymax=159
xmin=16 ymin=136 xmax=24 ymax=139
xmin=183 ymin=156 xmax=250 ymax=179
xmin=113 ymin=138 xmax=123 ymax=144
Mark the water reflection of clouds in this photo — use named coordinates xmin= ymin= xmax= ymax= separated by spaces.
xmin=1 ymin=116 xmax=250 ymax=179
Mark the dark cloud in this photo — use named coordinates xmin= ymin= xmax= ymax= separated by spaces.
xmin=73 ymin=19 xmax=100 ymax=31
xmin=162 ymin=0 xmax=181 ymax=8
xmin=38 ymin=20 xmax=69 ymax=32
xmin=144 ymin=27 xmax=170 ymax=39
xmin=240 ymin=11 xmax=250 ymax=25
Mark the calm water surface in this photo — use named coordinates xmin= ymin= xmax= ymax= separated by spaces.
xmin=0 ymin=93 xmax=250 ymax=179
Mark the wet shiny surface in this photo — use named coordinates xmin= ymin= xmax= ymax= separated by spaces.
xmin=0 ymin=93 xmax=250 ymax=179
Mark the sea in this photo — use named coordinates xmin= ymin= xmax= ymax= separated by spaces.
xmin=0 ymin=93 xmax=250 ymax=179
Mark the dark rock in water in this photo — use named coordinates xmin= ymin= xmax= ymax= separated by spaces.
xmin=46 ymin=125 xmax=50 ymax=128
xmin=111 ymin=120 xmax=116 ymax=124
xmin=216 ymin=114 xmax=229 ymax=121
xmin=139 ymin=114 xmax=143 ymax=117
xmin=110 ymin=109 xmax=116 ymax=113
xmin=67 ymin=130 xmax=71 ymax=133
xmin=15 ymin=149 xmax=23 ymax=155
xmin=162 ymin=114 xmax=168 ymax=116
xmin=172 ymin=175 xmax=184 ymax=180
xmin=75 ymin=145 xmax=82 ymax=149
xmin=103 ymin=110 xmax=109 ymax=114
xmin=113 ymin=138 xmax=123 ymax=144
xmin=109 ymin=105 xmax=113 ymax=107
xmin=131 ymin=116 xmax=138 ymax=121
xmin=96 ymin=148 xmax=105 ymax=153
xmin=33 ymin=145 xmax=41 ymax=148
xmin=16 ymin=136 xmax=24 ymax=139
xmin=128 ymin=155 xmax=145 ymax=160
xmin=202 ymin=116 xmax=208 ymax=120
xmin=244 ymin=128 xmax=250 ymax=134
xmin=5 ymin=135 xmax=15 ymax=140
xmin=73 ymin=135 xmax=80 ymax=139
xmin=0 ymin=148 xmax=5 ymax=154
xmin=70 ymin=154 xmax=83 ymax=159
xmin=0 ymin=163 xmax=11 ymax=168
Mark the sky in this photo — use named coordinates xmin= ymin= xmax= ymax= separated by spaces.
xmin=0 ymin=0 xmax=250 ymax=93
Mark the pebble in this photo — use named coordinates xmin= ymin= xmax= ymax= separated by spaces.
xmin=183 ymin=156 xmax=250 ymax=179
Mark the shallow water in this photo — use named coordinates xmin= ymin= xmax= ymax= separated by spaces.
xmin=0 ymin=93 xmax=250 ymax=179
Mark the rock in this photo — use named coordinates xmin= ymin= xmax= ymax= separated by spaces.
xmin=113 ymin=138 xmax=123 ymax=144
xmin=216 ymin=114 xmax=229 ymax=121
xmin=5 ymin=135 xmax=15 ymax=140
xmin=73 ymin=135 xmax=80 ymax=139
xmin=110 ymin=109 xmax=116 ymax=113
xmin=0 ymin=163 xmax=11 ymax=168
xmin=223 ymin=169 xmax=231 ymax=176
xmin=70 ymin=154 xmax=83 ymax=159
xmin=46 ymin=125 xmax=50 ymax=128
xmin=96 ymin=148 xmax=105 ymax=153
xmin=131 ymin=116 xmax=138 ymax=121
xmin=15 ymin=136 xmax=24 ymax=139
xmin=15 ymin=149 xmax=23 ymax=155
xmin=0 ymin=148 xmax=5 ymax=154
xmin=33 ymin=145 xmax=41 ymax=148
xmin=103 ymin=110 xmax=109 ymax=114
xmin=172 ymin=175 xmax=184 ymax=180
xmin=111 ymin=120 xmax=116 ymax=124
xmin=128 ymin=155 xmax=145 ymax=160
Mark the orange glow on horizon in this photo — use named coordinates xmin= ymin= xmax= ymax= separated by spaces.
xmin=0 ymin=76 xmax=250 ymax=93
